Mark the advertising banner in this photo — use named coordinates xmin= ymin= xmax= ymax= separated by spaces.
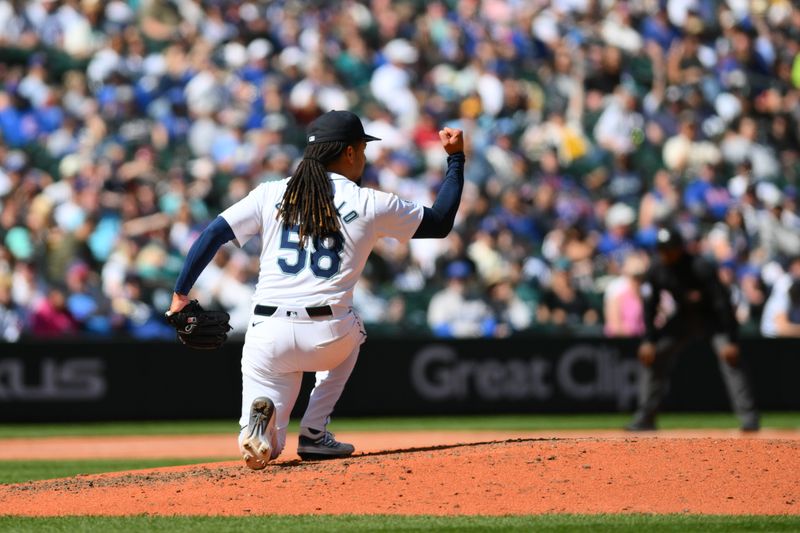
xmin=1 ymin=338 xmax=797 ymax=422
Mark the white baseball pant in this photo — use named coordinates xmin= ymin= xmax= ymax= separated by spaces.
xmin=237 ymin=305 xmax=365 ymax=458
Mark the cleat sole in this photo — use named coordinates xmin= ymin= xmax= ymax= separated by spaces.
xmin=298 ymin=451 xmax=354 ymax=461
xmin=240 ymin=397 xmax=276 ymax=469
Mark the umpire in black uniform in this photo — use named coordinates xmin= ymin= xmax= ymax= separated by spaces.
xmin=626 ymin=227 xmax=760 ymax=431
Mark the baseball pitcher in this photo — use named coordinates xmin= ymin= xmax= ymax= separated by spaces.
xmin=167 ymin=110 xmax=465 ymax=469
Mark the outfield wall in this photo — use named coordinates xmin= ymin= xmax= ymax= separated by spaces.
xmin=1 ymin=338 xmax=798 ymax=422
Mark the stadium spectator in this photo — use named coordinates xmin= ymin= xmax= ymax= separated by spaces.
xmin=427 ymin=260 xmax=495 ymax=338
xmin=485 ymin=273 xmax=533 ymax=337
xmin=0 ymin=273 xmax=21 ymax=342
xmin=662 ymin=111 xmax=722 ymax=176
xmin=603 ymin=252 xmax=647 ymax=337
xmin=537 ymin=259 xmax=598 ymax=328
xmin=597 ymin=203 xmax=638 ymax=270
xmin=757 ymin=184 xmax=800 ymax=260
xmin=761 ymin=256 xmax=800 ymax=338
xmin=638 ymin=169 xmax=680 ymax=242
xmin=763 ymin=280 xmax=800 ymax=338
xmin=29 ymin=287 xmax=78 ymax=338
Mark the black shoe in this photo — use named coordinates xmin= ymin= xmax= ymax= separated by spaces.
xmin=297 ymin=428 xmax=355 ymax=461
xmin=625 ymin=418 xmax=656 ymax=431
xmin=740 ymin=418 xmax=760 ymax=432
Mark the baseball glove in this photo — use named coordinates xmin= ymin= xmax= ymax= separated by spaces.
xmin=165 ymin=300 xmax=232 ymax=350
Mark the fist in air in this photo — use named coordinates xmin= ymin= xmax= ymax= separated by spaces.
xmin=439 ymin=127 xmax=464 ymax=155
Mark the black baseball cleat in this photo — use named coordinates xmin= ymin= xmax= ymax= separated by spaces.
xmin=625 ymin=418 xmax=657 ymax=432
xmin=297 ymin=428 xmax=355 ymax=461
xmin=240 ymin=397 xmax=276 ymax=470
xmin=740 ymin=419 xmax=760 ymax=433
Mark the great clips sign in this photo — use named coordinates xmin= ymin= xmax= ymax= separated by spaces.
xmin=340 ymin=336 xmax=800 ymax=415
xmin=409 ymin=343 xmax=639 ymax=410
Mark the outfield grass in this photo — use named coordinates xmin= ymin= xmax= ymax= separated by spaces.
xmin=1 ymin=515 xmax=799 ymax=532
xmin=0 ymin=458 xmax=229 ymax=485
xmin=0 ymin=412 xmax=797 ymax=439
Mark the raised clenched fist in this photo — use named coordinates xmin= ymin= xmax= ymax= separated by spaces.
xmin=439 ymin=127 xmax=464 ymax=155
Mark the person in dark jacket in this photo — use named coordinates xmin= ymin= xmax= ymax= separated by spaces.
xmin=626 ymin=227 xmax=760 ymax=431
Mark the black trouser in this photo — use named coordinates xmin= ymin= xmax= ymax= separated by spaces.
xmin=631 ymin=323 xmax=759 ymax=427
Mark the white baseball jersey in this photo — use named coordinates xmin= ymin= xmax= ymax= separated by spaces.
xmin=220 ymin=172 xmax=424 ymax=307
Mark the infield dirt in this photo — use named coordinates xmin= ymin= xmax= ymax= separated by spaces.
xmin=1 ymin=430 xmax=799 ymax=516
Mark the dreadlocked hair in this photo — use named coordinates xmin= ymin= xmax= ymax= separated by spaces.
xmin=277 ymin=140 xmax=349 ymax=249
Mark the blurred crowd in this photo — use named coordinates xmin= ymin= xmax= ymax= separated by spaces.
xmin=0 ymin=0 xmax=800 ymax=342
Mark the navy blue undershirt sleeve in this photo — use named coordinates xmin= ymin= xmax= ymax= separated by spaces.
xmin=174 ymin=216 xmax=236 ymax=295
xmin=413 ymin=151 xmax=465 ymax=239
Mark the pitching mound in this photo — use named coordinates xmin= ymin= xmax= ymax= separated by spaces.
xmin=1 ymin=435 xmax=798 ymax=516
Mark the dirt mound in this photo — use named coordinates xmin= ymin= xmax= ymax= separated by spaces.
xmin=2 ymin=437 xmax=799 ymax=516
xmin=2 ymin=429 xmax=796 ymax=460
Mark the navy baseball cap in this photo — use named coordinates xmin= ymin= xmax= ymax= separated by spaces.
xmin=306 ymin=110 xmax=381 ymax=145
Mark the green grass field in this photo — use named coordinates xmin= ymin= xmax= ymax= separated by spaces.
xmin=1 ymin=411 xmax=797 ymax=439
xmin=0 ymin=458 xmax=229 ymax=485
xmin=1 ymin=515 xmax=800 ymax=532
xmin=1 ymin=413 xmax=798 ymax=531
